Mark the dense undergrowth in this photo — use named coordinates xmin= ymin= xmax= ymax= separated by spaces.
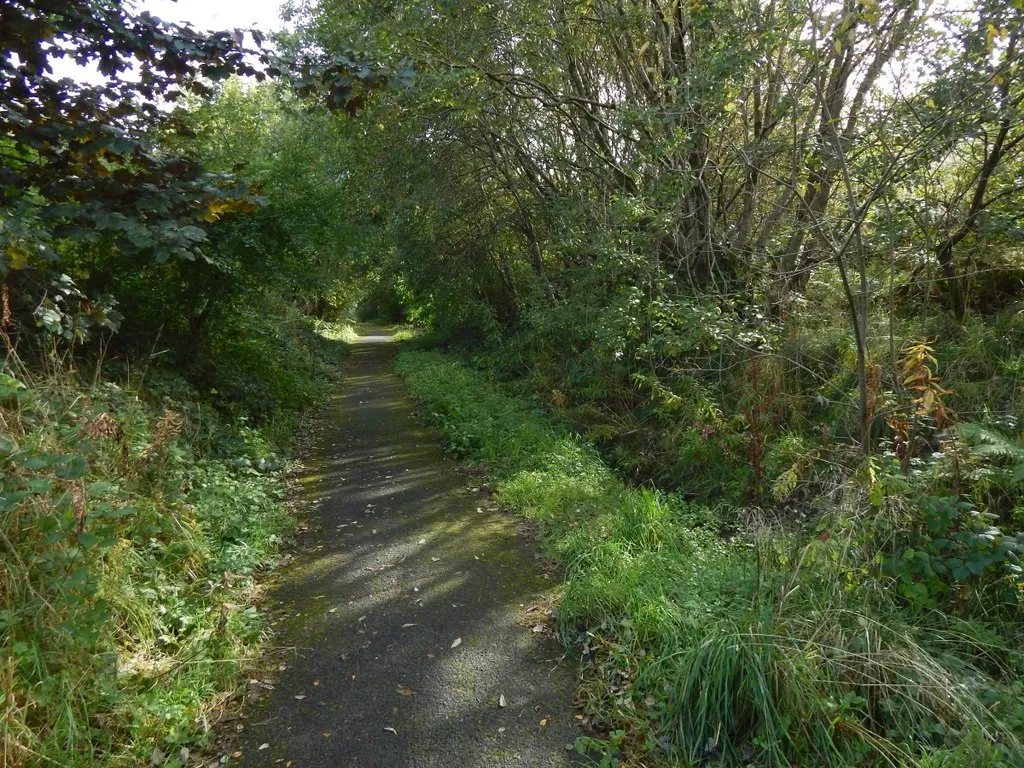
xmin=1 ymin=316 xmax=346 ymax=767
xmin=397 ymin=349 xmax=1024 ymax=767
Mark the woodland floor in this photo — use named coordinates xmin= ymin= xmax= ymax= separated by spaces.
xmin=231 ymin=327 xmax=584 ymax=767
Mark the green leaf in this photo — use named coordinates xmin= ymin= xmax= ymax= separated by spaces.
xmin=55 ymin=455 xmax=89 ymax=480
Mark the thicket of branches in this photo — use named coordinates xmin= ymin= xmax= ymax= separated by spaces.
xmin=289 ymin=0 xmax=1024 ymax=508
xmin=289 ymin=0 xmax=1024 ymax=763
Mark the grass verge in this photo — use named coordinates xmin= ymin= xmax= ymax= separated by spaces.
xmin=1 ymin=322 xmax=346 ymax=766
xmin=395 ymin=349 xmax=1024 ymax=767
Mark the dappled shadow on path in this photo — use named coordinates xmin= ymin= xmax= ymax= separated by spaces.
xmin=234 ymin=328 xmax=586 ymax=767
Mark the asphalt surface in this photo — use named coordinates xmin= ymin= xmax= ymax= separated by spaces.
xmin=235 ymin=328 xmax=584 ymax=767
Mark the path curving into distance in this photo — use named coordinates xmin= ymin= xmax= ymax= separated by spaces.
xmin=234 ymin=327 xmax=584 ymax=767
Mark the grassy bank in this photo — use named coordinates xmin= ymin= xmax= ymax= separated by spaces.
xmin=395 ymin=349 xmax=1024 ymax=767
xmin=1 ymin=319 xmax=347 ymax=766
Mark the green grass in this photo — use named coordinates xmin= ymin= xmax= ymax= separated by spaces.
xmin=1 ymin=321 xmax=347 ymax=766
xmin=317 ymin=320 xmax=361 ymax=344
xmin=395 ymin=350 xmax=1024 ymax=767
xmin=389 ymin=325 xmax=422 ymax=343
xmin=1 ymin=372 xmax=292 ymax=766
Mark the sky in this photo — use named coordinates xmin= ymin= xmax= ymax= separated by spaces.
xmin=47 ymin=0 xmax=288 ymax=82
xmin=137 ymin=0 xmax=286 ymax=33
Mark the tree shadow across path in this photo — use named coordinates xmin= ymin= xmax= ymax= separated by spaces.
xmin=234 ymin=327 xmax=588 ymax=767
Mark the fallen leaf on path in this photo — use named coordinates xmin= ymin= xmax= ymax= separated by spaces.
xmin=450 ymin=637 xmax=462 ymax=648
xmin=384 ymin=727 xmax=398 ymax=735
xmin=499 ymin=694 xmax=507 ymax=707
xmin=540 ymin=719 xmax=548 ymax=727
xmin=258 ymin=743 xmax=270 ymax=751
xmin=328 ymin=608 xmax=338 ymax=613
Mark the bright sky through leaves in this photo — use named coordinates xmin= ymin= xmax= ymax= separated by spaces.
xmin=138 ymin=0 xmax=285 ymax=33
xmin=47 ymin=0 xmax=286 ymax=82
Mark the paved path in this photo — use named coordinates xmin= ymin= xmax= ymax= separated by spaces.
xmin=235 ymin=328 xmax=583 ymax=767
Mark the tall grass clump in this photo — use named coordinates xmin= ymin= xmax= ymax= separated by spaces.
xmin=396 ymin=350 xmax=1024 ymax=767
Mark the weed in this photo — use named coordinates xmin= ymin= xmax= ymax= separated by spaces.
xmin=1 ymin=320 xmax=347 ymax=765
xmin=396 ymin=350 xmax=1024 ymax=766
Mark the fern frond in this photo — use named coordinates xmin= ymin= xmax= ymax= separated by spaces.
xmin=956 ymin=422 xmax=1024 ymax=462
